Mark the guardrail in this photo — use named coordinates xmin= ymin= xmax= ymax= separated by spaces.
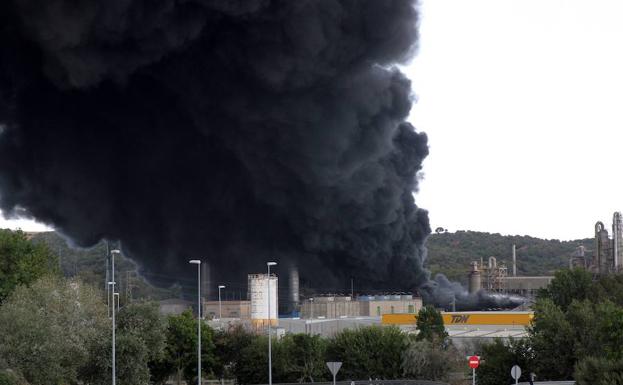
xmin=517 ymin=382 xmax=575 ymax=385
xmin=256 ymin=380 xmax=449 ymax=385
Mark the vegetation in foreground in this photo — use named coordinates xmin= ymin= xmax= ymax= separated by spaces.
xmin=6 ymin=228 xmax=623 ymax=384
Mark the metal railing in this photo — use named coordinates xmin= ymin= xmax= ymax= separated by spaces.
xmin=256 ymin=380 xmax=449 ymax=385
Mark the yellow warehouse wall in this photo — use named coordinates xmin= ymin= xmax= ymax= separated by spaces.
xmin=382 ymin=312 xmax=534 ymax=326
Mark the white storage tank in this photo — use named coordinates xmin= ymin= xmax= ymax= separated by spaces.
xmin=248 ymin=273 xmax=278 ymax=327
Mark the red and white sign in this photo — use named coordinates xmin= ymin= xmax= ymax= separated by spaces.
xmin=468 ymin=355 xmax=480 ymax=369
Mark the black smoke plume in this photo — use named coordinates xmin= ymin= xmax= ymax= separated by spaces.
xmin=0 ymin=0 xmax=519 ymax=309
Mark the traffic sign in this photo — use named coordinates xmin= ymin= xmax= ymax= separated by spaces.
xmin=511 ymin=365 xmax=522 ymax=382
xmin=468 ymin=355 xmax=480 ymax=369
xmin=326 ymin=362 xmax=342 ymax=376
xmin=326 ymin=362 xmax=342 ymax=385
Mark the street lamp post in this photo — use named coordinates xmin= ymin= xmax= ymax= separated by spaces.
xmin=108 ymin=282 xmax=117 ymax=385
xmin=267 ymin=261 xmax=277 ymax=385
xmin=189 ymin=260 xmax=202 ymax=385
xmin=109 ymin=249 xmax=120 ymax=318
xmin=218 ymin=285 xmax=226 ymax=320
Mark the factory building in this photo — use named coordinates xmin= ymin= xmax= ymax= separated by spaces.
xmin=467 ymin=245 xmax=553 ymax=298
xmin=300 ymin=294 xmax=422 ymax=319
xmin=203 ymin=300 xmax=250 ymax=319
xmin=592 ymin=212 xmax=623 ymax=274
xmin=382 ymin=311 xmax=532 ymax=346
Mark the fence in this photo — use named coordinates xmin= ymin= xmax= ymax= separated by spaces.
xmin=256 ymin=380 xmax=449 ymax=385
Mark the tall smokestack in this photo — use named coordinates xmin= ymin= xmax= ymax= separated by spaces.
xmin=201 ymin=262 xmax=210 ymax=301
xmin=468 ymin=262 xmax=481 ymax=295
xmin=613 ymin=212 xmax=622 ymax=271
xmin=512 ymin=244 xmax=516 ymax=277
xmin=288 ymin=266 xmax=300 ymax=315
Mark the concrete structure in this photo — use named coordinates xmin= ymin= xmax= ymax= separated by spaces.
xmin=286 ymin=266 xmax=300 ymax=316
xmin=158 ymin=298 xmax=193 ymax=315
xmin=502 ymin=276 xmax=554 ymax=297
xmin=468 ymin=262 xmax=481 ymax=294
xmin=301 ymin=296 xmax=360 ymax=318
xmin=204 ymin=300 xmax=250 ymax=319
xmin=383 ymin=311 xmax=533 ymax=348
xmin=248 ymin=273 xmax=278 ymax=327
xmin=300 ymin=295 xmax=422 ymax=318
xmin=383 ymin=311 xmax=533 ymax=327
xmin=359 ymin=297 xmax=422 ymax=316
xmin=468 ymin=246 xmax=553 ymax=298
xmin=279 ymin=317 xmax=380 ymax=337
xmin=593 ymin=212 xmax=623 ymax=274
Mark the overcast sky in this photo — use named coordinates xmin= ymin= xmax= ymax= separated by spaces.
xmin=2 ymin=0 xmax=623 ymax=240
xmin=405 ymin=0 xmax=623 ymax=240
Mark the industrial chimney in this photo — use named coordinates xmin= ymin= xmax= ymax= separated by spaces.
xmin=468 ymin=262 xmax=481 ymax=295
xmin=513 ymin=244 xmax=517 ymax=277
xmin=288 ymin=266 xmax=300 ymax=316
xmin=613 ymin=212 xmax=623 ymax=271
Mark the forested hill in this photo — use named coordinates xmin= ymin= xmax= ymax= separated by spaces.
xmin=27 ymin=230 xmax=593 ymax=294
xmin=425 ymin=231 xmax=593 ymax=284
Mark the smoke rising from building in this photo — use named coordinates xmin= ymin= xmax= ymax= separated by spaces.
xmin=0 ymin=0 xmax=518 ymax=309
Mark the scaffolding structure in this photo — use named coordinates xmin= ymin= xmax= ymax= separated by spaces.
xmin=477 ymin=256 xmax=508 ymax=293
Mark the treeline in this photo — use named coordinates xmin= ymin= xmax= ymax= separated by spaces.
xmin=426 ymin=230 xmax=592 ymax=283
xmin=0 ymin=278 xmax=463 ymax=385
xmin=30 ymin=230 xmax=594 ymax=294
xmin=0 ymin=229 xmax=467 ymax=384
xmin=474 ymin=269 xmax=623 ymax=385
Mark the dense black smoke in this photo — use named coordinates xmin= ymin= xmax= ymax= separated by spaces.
xmin=0 ymin=0 xmax=520 ymax=309
xmin=421 ymin=274 xmax=525 ymax=311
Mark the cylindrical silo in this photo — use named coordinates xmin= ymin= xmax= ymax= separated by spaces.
xmin=288 ymin=266 xmax=300 ymax=315
xmin=468 ymin=262 xmax=481 ymax=294
xmin=248 ymin=273 xmax=278 ymax=327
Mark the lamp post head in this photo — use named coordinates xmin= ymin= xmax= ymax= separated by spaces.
xmin=110 ymin=249 xmax=120 ymax=255
xmin=108 ymin=281 xmax=116 ymax=285
xmin=218 ymin=285 xmax=226 ymax=289
xmin=267 ymin=262 xmax=277 ymax=266
xmin=189 ymin=260 xmax=201 ymax=265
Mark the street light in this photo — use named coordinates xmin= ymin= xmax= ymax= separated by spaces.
xmin=108 ymin=282 xmax=117 ymax=385
xmin=109 ymin=249 xmax=120 ymax=318
xmin=189 ymin=260 xmax=202 ymax=385
xmin=266 ymin=261 xmax=277 ymax=385
xmin=218 ymin=285 xmax=226 ymax=320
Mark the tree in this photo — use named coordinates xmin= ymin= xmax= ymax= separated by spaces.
xmin=401 ymin=338 xmax=459 ymax=381
xmin=80 ymin=302 xmax=167 ymax=385
xmin=475 ymin=338 xmax=534 ymax=385
xmin=275 ymin=334 xmax=328 ymax=383
xmin=213 ymin=325 xmax=256 ymax=380
xmin=326 ymin=326 xmax=407 ymax=380
xmin=575 ymin=356 xmax=623 ymax=385
xmin=537 ymin=268 xmax=593 ymax=311
xmin=0 ymin=276 xmax=108 ymax=385
xmin=234 ymin=336 xmax=269 ymax=385
xmin=416 ymin=305 xmax=448 ymax=342
xmin=528 ymin=299 xmax=576 ymax=379
xmin=117 ymin=302 xmax=166 ymax=362
xmin=152 ymin=310 xmax=216 ymax=385
xmin=0 ymin=229 xmax=57 ymax=302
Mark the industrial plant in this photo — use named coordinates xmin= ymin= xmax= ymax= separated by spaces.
xmin=567 ymin=211 xmax=623 ymax=274
xmin=467 ymin=245 xmax=553 ymax=299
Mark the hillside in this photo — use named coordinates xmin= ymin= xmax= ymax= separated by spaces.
xmin=29 ymin=232 xmax=180 ymax=301
xmin=27 ymin=230 xmax=593 ymax=298
xmin=425 ymin=230 xmax=593 ymax=284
